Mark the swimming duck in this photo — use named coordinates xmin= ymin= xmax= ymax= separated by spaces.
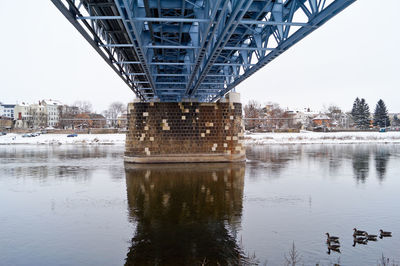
xmin=325 ymin=233 xmax=339 ymax=242
xmin=353 ymin=228 xmax=367 ymax=236
xmin=364 ymin=232 xmax=378 ymax=241
xmin=379 ymin=230 xmax=392 ymax=237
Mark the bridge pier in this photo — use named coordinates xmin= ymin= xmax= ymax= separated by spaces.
xmin=124 ymin=93 xmax=245 ymax=163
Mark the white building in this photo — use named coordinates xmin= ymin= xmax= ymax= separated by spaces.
xmin=293 ymin=108 xmax=318 ymax=128
xmin=0 ymin=103 xmax=16 ymax=119
xmin=40 ymin=99 xmax=62 ymax=127
xmin=14 ymin=102 xmax=30 ymax=128
xmin=28 ymin=103 xmax=47 ymax=128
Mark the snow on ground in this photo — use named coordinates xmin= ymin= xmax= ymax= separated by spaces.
xmin=244 ymin=131 xmax=400 ymax=145
xmin=1 ymin=131 xmax=400 ymax=145
xmin=0 ymin=133 xmax=126 ymax=145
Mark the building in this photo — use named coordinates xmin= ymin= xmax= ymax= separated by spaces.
xmin=338 ymin=113 xmax=352 ymax=129
xmin=40 ymin=100 xmax=62 ymax=127
xmin=73 ymin=113 xmax=91 ymax=129
xmin=0 ymin=103 xmax=16 ymax=119
xmin=73 ymin=113 xmax=106 ymax=129
xmin=14 ymin=102 xmax=30 ymax=128
xmin=117 ymin=112 xmax=128 ymax=129
xmin=293 ymin=108 xmax=318 ymax=129
xmin=58 ymin=105 xmax=79 ymax=129
xmin=0 ymin=116 xmax=13 ymax=130
xmin=90 ymin=113 xmax=106 ymax=128
xmin=312 ymin=114 xmax=332 ymax=128
xmin=27 ymin=103 xmax=48 ymax=128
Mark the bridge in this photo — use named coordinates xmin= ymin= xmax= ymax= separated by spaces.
xmin=52 ymin=0 xmax=355 ymax=163
xmin=52 ymin=0 xmax=355 ymax=102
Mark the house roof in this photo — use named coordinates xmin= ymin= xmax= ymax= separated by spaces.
xmin=313 ymin=114 xmax=331 ymax=120
xmin=1 ymin=104 xmax=16 ymax=108
xmin=41 ymin=99 xmax=62 ymax=106
xmin=16 ymin=102 xmax=30 ymax=107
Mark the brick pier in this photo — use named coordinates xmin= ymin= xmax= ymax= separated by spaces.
xmin=124 ymin=95 xmax=245 ymax=163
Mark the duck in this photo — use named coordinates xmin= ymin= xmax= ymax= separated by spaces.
xmin=326 ymin=233 xmax=339 ymax=242
xmin=364 ymin=232 xmax=378 ymax=241
xmin=379 ymin=230 xmax=392 ymax=237
xmin=353 ymin=228 xmax=367 ymax=236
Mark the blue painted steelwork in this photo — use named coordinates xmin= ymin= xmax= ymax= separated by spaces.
xmin=52 ymin=0 xmax=356 ymax=102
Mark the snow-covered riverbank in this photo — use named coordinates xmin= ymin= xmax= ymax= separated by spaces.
xmin=245 ymin=131 xmax=400 ymax=145
xmin=1 ymin=131 xmax=400 ymax=145
xmin=0 ymin=133 xmax=125 ymax=145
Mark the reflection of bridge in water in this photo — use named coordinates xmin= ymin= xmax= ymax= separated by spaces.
xmin=124 ymin=163 xmax=245 ymax=265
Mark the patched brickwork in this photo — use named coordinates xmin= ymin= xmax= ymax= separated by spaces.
xmin=125 ymin=102 xmax=245 ymax=162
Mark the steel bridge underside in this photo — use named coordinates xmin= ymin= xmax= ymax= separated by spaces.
xmin=52 ymin=0 xmax=355 ymax=102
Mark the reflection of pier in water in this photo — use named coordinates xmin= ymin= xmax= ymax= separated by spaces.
xmin=124 ymin=163 xmax=245 ymax=265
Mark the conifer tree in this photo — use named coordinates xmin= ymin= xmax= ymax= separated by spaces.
xmin=351 ymin=98 xmax=361 ymax=127
xmin=359 ymin=98 xmax=370 ymax=129
xmin=393 ymin=114 xmax=400 ymax=127
xmin=351 ymin=97 xmax=370 ymax=129
xmin=374 ymin=99 xmax=390 ymax=127
xmin=351 ymin=98 xmax=359 ymax=118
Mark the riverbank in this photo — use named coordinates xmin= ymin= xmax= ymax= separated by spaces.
xmin=0 ymin=133 xmax=125 ymax=145
xmin=245 ymin=131 xmax=400 ymax=145
xmin=1 ymin=131 xmax=400 ymax=145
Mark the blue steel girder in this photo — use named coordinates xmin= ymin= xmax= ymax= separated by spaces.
xmin=52 ymin=0 xmax=356 ymax=102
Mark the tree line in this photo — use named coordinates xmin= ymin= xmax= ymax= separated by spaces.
xmin=243 ymin=98 xmax=398 ymax=131
xmin=59 ymin=101 xmax=127 ymax=129
xmin=351 ymin=98 xmax=393 ymax=129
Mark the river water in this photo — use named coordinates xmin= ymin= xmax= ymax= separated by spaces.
xmin=0 ymin=144 xmax=399 ymax=265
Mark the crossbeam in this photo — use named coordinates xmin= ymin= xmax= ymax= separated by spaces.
xmin=53 ymin=0 xmax=356 ymax=102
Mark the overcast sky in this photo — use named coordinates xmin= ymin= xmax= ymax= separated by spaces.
xmin=0 ymin=1 xmax=399 ymax=113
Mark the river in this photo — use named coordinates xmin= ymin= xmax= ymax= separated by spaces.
xmin=0 ymin=144 xmax=399 ymax=265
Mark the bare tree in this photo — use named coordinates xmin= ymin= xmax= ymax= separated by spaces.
xmin=73 ymin=101 xmax=92 ymax=113
xmin=105 ymin=101 xmax=125 ymax=127
xmin=264 ymin=102 xmax=285 ymax=129
xmin=58 ymin=105 xmax=79 ymax=129
xmin=324 ymin=105 xmax=343 ymax=128
xmin=326 ymin=105 xmax=342 ymax=120
xmin=244 ymin=100 xmax=262 ymax=130
xmin=28 ymin=107 xmax=48 ymax=129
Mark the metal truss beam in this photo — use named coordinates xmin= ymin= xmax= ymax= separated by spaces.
xmin=51 ymin=0 xmax=147 ymax=101
xmin=52 ymin=0 xmax=356 ymax=102
xmin=113 ymin=0 xmax=157 ymax=97
xmin=78 ymin=16 xmax=311 ymax=27
xmin=212 ymin=0 xmax=356 ymax=101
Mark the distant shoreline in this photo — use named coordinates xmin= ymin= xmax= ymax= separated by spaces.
xmin=245 ymin=131 xmax=400 ymax=145
xmin=0 ymin=133 xmax=125 ymax=145
xmin=1 ymin=132 xmax=400 ymax=145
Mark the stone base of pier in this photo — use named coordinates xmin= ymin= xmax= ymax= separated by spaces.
xmin=124 ymin=93 xmax=245 ymax=163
